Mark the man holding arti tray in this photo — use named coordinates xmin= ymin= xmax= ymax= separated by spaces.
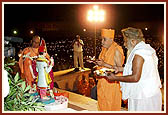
xmin=105 ymin=27 xmax=162 ymax=111
xmin=95 ymin=29 xmax=125 ymax=111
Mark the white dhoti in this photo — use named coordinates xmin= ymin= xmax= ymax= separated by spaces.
xmin=128 ymin=90 xmax=162 ymax=111
xmin=121 ymin=41 xmax=162 ymax=111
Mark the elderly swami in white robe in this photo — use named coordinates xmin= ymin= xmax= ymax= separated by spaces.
xmin=105 ymin=27 xmax=162 ymax=111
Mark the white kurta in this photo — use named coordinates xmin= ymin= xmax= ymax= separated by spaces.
xmin=36 ymin=61 xmax=52 ymax=88
xmin=120 ymin=41 xmax=162 ymax=111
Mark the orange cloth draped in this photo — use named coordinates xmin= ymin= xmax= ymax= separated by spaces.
xmin=19 ymin=47 xmax=39 ymax=87
xmin=97 ymin=42 xmax=124 ymax=111
xmin=19 ymin=47 xmax=51 ymax=87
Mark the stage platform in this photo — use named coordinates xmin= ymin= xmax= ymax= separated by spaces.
xmin=53 ymin=68 xmax=91 ymax=92
xmin=57 ymin=88 xmax=127 ymax=111
xmin=53 ymin=68 xmax=127 ymax=111
xmin=57 ymin=88 xmax=97 ymax=111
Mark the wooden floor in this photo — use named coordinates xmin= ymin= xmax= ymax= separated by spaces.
xmin=57 ymin=88 xmax=98 ymax=111
xmin=57 ymin=88 xmax=127 ymax=111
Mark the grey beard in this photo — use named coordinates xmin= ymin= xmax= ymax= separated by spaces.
xmin=127 ymin=48 xmax=133 ymax=59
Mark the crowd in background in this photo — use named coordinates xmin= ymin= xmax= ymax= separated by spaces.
xmin=11 ymin=35 xmax=164 ymax=81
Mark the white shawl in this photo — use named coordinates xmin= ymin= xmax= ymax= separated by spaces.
xmin=120 ymin=41 xmax=162 ymax=100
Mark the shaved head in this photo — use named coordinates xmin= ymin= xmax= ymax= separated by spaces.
xmin=32 ymin=35 xmax=40 ymax=48
xmin=32 ymin=35 xmax=40 ymax=42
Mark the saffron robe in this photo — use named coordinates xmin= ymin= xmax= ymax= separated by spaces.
xmin=19 ymin=47 xmax=51 ymax=87
xmin=97 ymin=42 xmax=124 ymax=111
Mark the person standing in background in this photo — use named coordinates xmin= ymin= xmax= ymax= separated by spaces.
xmin=72 ymin=35 xmax=84 ymax=71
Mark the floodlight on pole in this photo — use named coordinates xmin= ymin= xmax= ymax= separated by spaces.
xmin=87 ymin=5 xmax=105 ymax=57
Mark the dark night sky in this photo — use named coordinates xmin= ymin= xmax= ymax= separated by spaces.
xmin=4 ymin=3 xmax=164 ymax=40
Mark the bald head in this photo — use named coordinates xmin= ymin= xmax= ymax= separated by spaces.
xmin=32 ymin=35 xmax=40 ymax=41
xmin=32 ymin=35 xmax=40 ymax=48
